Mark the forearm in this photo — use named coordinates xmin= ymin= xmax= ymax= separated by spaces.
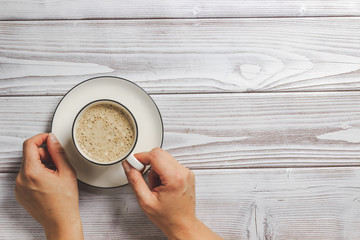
xmin=44 ymin=217 xmax=84 ymax=240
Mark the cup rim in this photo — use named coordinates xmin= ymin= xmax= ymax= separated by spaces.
xmin=71 ymin=99 xmax=139 ymax=166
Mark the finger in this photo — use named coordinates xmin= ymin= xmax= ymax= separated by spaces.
xmin=148 ymin=169 xmax=161 ymax=191
xmin=22 ymin=133 xmax=49 ymax=169
xmin=122 ymin=161 xmax=156 ymax=205
xmin=47 ymin=133 xmax=74 ymax=174
xmin=39 ymin=148 xmax=51 ymax=163
xmin=38 ymin=147 xmax=57 ymax=171
xmin=134 ymin=148 xmax=178 ymax=178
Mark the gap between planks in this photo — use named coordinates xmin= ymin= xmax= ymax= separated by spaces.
xmin=1 ymin=89 xmax=360 ymax=98
xmin=4 ymin=165 xmax=360 ymax=174
xmin=1 ymin=15 xmax=360 ymax=22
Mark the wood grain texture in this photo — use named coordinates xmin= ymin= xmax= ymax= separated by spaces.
xmin=1 ymin=92 xmax=359 ymax=172
xmin=1 ymin=18 xmax=360 ymax=95
xmin=1 ymin=0 xmax=360 ymax=20
xmin=2 ymin=167 xmax=360 ymax=239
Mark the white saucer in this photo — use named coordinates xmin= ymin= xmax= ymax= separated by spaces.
xmin=51 ymin=76 xmax=163 ymax=188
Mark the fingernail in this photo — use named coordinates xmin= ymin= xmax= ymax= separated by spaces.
xmin=49 ymin=133 xmax=59 ymax=143
xmin=122 ymin=161 xmax=130 ymax=174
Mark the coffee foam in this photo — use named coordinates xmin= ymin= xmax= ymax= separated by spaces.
xmin=75 ymin=103 xmax=135 ymax=163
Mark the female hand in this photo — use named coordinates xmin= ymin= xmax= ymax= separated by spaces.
xmin=122 ymin=148 xmax=222 ymax=240
xmin=15 ymin=133 xmax=83 ymax=240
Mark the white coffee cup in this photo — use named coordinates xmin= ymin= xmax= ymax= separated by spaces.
xmin=72 ymin=99 xmax=144 ymax=171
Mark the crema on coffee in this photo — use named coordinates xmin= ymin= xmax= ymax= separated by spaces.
xmin=74 ymin=102 xmax=135 ymax=163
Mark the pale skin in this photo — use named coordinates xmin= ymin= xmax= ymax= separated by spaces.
xmin=15 ymin=133 xmax=83 ymax=240
xmin=15 ymin=133 xmax=223 ymax=240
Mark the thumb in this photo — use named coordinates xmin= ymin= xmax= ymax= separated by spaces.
xmin=47 ymin=133 xmax=74 ymax=174
xmin=122 ymin=161 xmax=156 ymax=207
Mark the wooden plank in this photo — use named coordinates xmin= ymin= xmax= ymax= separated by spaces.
xmin=1 ymin=18 xmax=360 ymax=95
xmin=2 ymin=167 xmax=360 ymax=239
xmin=1 ymin=0 xmax=360 ymax=20
xmin=1 ymin=92 xmax=359 ymax=172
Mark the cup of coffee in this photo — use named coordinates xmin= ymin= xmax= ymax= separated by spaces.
xmin=72 ymin=99 xmax=144 ymax=170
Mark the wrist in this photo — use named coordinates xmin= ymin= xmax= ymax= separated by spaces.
xmin=44 ymin=216 xmax=83 ymax=240
xmin=163 ymin=217 xmax=202 ymax=240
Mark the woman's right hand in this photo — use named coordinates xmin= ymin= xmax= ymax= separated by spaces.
xmin=122 ymin=148 xmax=222 ymax=240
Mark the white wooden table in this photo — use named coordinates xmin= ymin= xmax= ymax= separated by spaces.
xmin=1 ymin=1 xmax=360 ymax=239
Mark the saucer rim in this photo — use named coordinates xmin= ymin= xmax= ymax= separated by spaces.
xmin=50 ymin=76 xmax=164 ymax=188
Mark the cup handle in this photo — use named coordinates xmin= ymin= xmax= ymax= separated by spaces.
xmin=126 ymin=153 xmax=144 ymax=171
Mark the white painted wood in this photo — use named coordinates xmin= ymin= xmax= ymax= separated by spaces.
xmin=1 ymin=1 xmax=359 ymax=239
xmin=1 ymin=92 xmax=359 ymax=172
xmin=1 ymin=18 xmax=360 ymax=95
xmin=0 ymin=0 xmax=360 ymax=20
xmin=2 ymin=167 xmax=360 ymax=239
